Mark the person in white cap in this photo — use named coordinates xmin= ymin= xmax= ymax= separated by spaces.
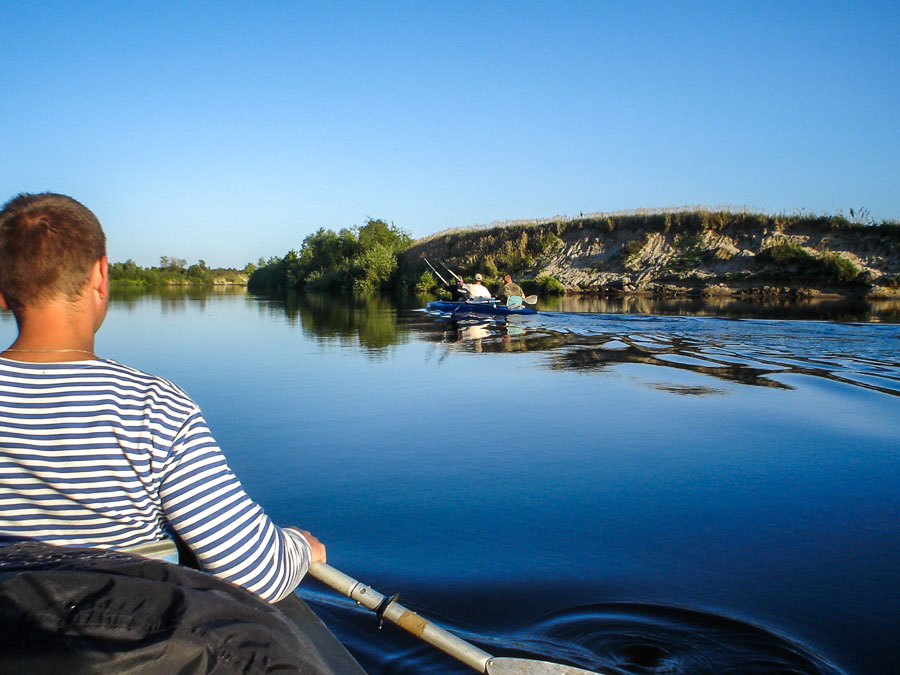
xmin=465 ymin=273 xmax=492 ymax=299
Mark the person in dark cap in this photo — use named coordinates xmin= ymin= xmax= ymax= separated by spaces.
xmin=449 ymin=277 xmax=470 ymax=300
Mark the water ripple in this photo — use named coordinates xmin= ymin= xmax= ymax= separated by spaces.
xmin=306 ymin=594 xmax=844 ymax=674
xmin=418 ymin=310 xmax=900 ymax=396
xmin=504 ymin=603 xmax=845 ymax=675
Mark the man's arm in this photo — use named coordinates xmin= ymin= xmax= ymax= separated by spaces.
xmin=160 ymin=411 xmax=324 ymax=602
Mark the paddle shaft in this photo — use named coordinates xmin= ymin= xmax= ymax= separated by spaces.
xmin=423 ymin=257 xmax=450 ymax=286
xmin=308 ymin=562 xmax=492 ymax=672
xmin=441 ymin=261 xmax=464 ymax=283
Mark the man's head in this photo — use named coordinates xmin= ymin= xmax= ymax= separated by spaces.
xmin=503 ymin=274 xmax=512 ymax=283
xmin=0 ymin=193 xmax=106 ymax=316
xmin=474 ymin=273 xmax=483 ymax=283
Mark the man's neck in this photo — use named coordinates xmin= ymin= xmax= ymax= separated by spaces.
xmin=3 ymin=301 xmax=97 ymax=362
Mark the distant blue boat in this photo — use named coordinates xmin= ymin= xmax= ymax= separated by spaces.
xmin=425 ymin=299 xmax=537 ymax=316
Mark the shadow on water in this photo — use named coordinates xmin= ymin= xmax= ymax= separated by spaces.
xmin=304 ymin=593 xmax=844 ymax=675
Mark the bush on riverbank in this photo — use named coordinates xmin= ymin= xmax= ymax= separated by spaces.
xmin=755 ymin=239 xmax=862 ymax=283
xmin=536 ymin=275 xmax=565 ymax=295
xmin=249 ymin=218 xmax=412 ymax=294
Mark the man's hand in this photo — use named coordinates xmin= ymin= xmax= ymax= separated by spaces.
xmin=298 ymin=529 xmax=326 ymax=564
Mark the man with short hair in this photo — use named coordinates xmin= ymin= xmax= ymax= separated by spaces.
xmin=497 ymin=274 xmax=525 ymax=304
xmin=0 ymin=192 xmax=324 ymax=603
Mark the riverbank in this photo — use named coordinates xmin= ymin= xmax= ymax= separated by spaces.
xmin=111 ymin=278 xmax=248 ymax=287
xmin=399 ymin=209 xmax=900 ymax=300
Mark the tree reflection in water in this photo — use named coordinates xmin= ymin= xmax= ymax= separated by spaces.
xmin=413 ymin=300 xmax=900 ymax=397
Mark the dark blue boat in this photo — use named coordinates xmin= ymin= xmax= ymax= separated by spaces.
xmin=426 ymin=299 xmax=537 ymax=316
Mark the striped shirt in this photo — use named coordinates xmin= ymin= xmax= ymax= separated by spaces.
xmin=0 ymin=356 xmax=311 ymax=603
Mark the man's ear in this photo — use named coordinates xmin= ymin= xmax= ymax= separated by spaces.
xmin=0 ymin=288 xmax=9 ymax=311
xmin=89 ymin=257 xmax=108 ymax=298
xmin=98 ymin=256 xmax=109 ymax=298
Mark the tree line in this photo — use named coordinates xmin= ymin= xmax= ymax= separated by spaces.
xmin=248 ymin=218 xmax=412 ymax=294
xmin=109 ymin=258 xmax=255 ymax=287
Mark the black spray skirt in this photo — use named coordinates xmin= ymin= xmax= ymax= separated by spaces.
xmin=0 ymin=540 xmax=363 ymax=674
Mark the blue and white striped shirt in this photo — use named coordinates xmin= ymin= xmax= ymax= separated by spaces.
xmin=0 ymin=356 xmax=311 ymax=602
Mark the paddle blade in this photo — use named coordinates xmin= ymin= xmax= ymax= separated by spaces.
xmin=486 ymin=656 xmax=606 ymax=674
xmin=524 ymin=295 xmax=538 ymax=304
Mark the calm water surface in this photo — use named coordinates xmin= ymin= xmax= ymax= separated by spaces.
xmin=3 ymin=289 xmax=898 ymax=675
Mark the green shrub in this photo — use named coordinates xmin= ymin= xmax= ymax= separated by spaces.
xmin=666 ymin=233 xmax=707 ymax=272
xmin=819 ymin=251 xmax=860 ymax=283
xmin=759 ymin=239 xmax=816 ymax=264
xmin=251 ymin=217 xmax=411 ymax=294
xmin=541 ymin=232 xmax=563 ymax=252
xmin=756 ymin=239 xmax=861 ymax=283
xmin=353 ymin=242 xmax=398 ymax=292
xmin=537 ymin=275 xmax=565 ymax=295
xmin=621 ymin=239 xmax=644 ymax=262
xmin=416 ymin=270 xmax=437 ymax=293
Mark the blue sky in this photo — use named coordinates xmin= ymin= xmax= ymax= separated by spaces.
xmin=2 ymin=1 xmax=898 ymax=268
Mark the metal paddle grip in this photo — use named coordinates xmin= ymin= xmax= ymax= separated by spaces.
xmin=308 ymin=563 xmax=492 ymax=672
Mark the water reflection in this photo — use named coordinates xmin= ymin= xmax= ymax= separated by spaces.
xmin=246 ymin=288 xmax=900 ymax=397
xmin=548 ymin=340 xmax=790 ymax=390
xmin=110 ymin=284 xmax=247 ymax=313
xmin=540 ymin=294 xmax=900 ymax=323
xmin=257 ymin=291 xmax=410 ymax=353
xmin=431 ymin=317 xmax=529 ymax=353
xmin=413 ymin=310 xmax=900 ymax=397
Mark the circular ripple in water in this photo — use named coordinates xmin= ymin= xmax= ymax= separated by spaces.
xmin=489 ymin=603 xmax=846 ymax=675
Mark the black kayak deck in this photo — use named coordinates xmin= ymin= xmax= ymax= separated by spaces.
xmin=0 ymin=540 xmax=365 ymax=674
xmin=276 ymin=591 xmax=366 ymax=673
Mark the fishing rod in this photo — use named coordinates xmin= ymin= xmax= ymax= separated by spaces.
xmin=308 ymin=562 xmax=605 ymax=675
xmin=423 ymin=257 xmax=450 ymax=286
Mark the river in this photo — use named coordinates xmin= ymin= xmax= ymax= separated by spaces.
xmin=2 ymin=288 xmax=898 ymax=675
